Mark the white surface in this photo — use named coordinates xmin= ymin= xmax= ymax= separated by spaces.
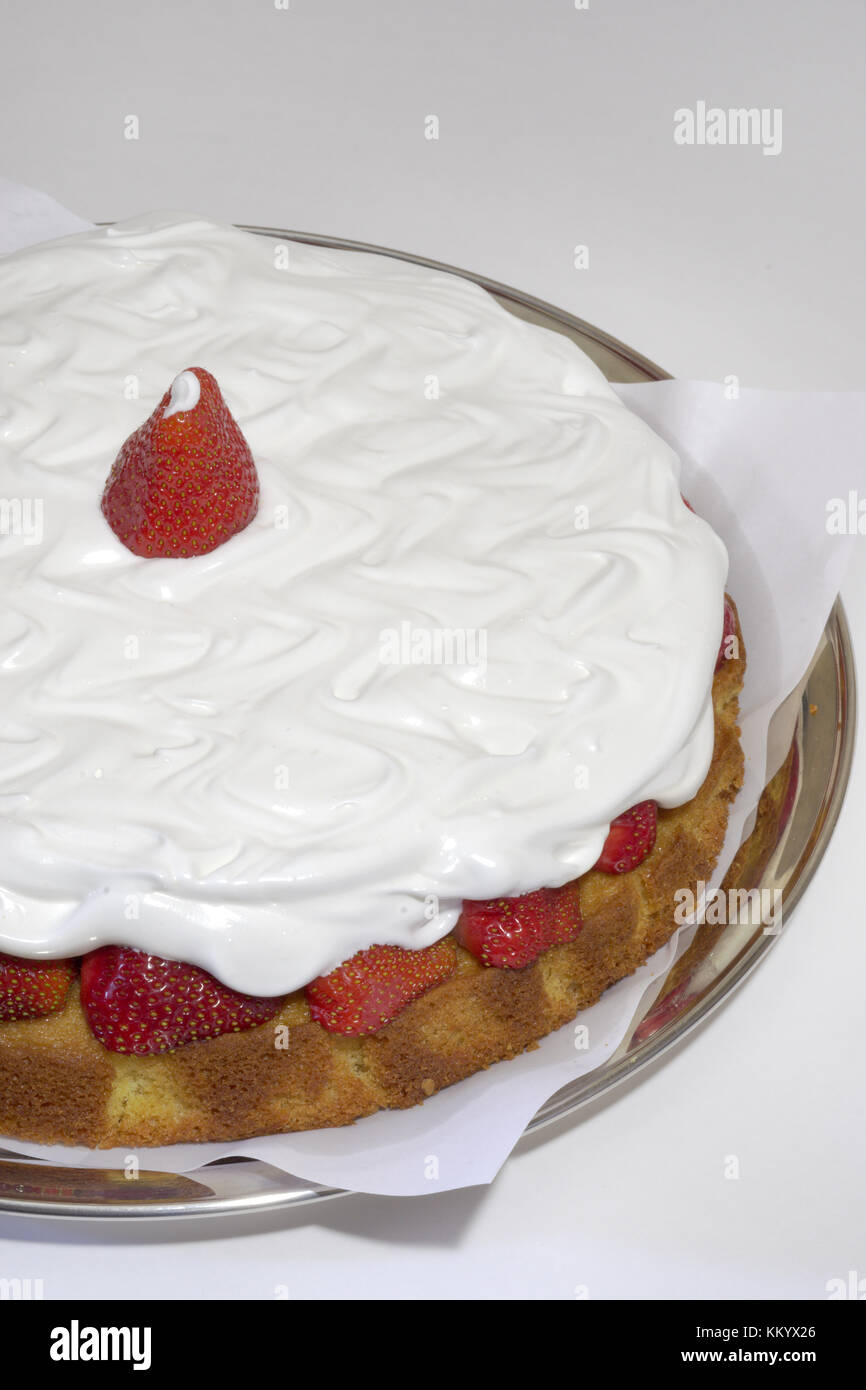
xmin=0 ymin=0 xmax=863 ymax=1298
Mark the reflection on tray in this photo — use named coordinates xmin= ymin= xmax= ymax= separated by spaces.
xmin=0 ymin=1158 xmax=213 ymax=1204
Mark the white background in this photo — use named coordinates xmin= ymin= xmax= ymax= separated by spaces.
xmin=0 ymin=0 xmax=863 ymax=1300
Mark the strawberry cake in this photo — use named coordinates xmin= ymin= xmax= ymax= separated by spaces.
xmin=0 ymin=216 xmax=745 ymax=1146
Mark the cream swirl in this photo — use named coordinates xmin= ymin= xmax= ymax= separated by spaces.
xmin=0 ymin=215 xmax=727 ymax=994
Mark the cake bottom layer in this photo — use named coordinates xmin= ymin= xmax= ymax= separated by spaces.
xmin=0 ymin=608 xmax=750 ymax=1149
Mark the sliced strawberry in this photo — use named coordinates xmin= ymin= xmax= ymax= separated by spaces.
xmin=0 ymin=952 xmax=75 ymax=1022
xmin=307 ymin=939 xmax=457 ymax=1036
xmin=715 ymin=598 xmax=738 ymax=671
xmin=79 ymin=946 xmax=284 ymax=1055
xmin=595 ymin=800 xmax=658 ymax=874
xmin=680 ymin=493 xmax=696 ymax=513
xmin=101 ymin=366 xmax=259 ymax=558
xmin=455 ymin=880 xmax=582 ymax=970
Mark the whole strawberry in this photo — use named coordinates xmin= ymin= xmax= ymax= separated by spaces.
xmin=307 ymin=939 xmax=457 ymax=1036
xmin=0 ymin=952 xmax=75 ymax=1022
xmin=101 ymin=367 xmax=259 ymax=558
xmin=80 ymin=946 xmax=284 ymax=1054
xmin=594 ymin=800 xmax=658 ymax=874
xmin=455 ymin=881 xmax=582 ymax=970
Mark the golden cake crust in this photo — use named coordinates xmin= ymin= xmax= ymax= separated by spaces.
xmin=0 ymin=603 xmax=749 ymax=1149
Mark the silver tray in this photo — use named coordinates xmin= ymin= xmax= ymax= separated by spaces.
xmin=0 ymin=230 xmax=855 ymax=1218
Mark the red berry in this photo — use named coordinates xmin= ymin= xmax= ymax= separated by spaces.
xmin=595 ymin=800 xmax=658 ymax=874
xmin=715 ymin=598 xmax=737 ymax=671
xmin=455 ymin=881 xmax=583 ymax=970
xmin=79 ymin=946 xmax=284 ymax=1055
xmin=101 ymin=367 xmax=259 ymax=558
xmin=0 ymin=952 xmax=75 ymax=1022
xmin=307 ymin=940 xmax=457 ymax=1036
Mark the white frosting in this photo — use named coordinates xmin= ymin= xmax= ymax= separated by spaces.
xmin=0 ymin=215 xmax=727 ymax=995
xmin=163 ymin=369 xmax=201 ymax=418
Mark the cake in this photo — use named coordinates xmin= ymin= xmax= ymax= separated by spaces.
xmin=0 ymin=216 xmax=744 ymax=1146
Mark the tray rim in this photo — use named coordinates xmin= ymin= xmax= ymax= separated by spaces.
xmin=0 ymin=227 xmax=855 ymax=1218
xmin=527 ymin=599 xmax=856 ymax=1133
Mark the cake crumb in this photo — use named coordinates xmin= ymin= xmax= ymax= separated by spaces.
xmin=421 ymin=1078 xmax=436 ymax=1096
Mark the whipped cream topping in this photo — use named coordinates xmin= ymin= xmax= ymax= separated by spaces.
xmin=163 ymin=369 xmax=201 ymax=418
xmin=0 ymin=215 xmax=727 ymax=994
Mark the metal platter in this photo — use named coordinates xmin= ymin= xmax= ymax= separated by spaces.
xmin=0 ymin=230 xmax=855 ymax=1217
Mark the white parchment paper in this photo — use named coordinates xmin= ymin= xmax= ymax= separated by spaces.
xmin=1 ymin=181 xmax=862 ymax=1194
